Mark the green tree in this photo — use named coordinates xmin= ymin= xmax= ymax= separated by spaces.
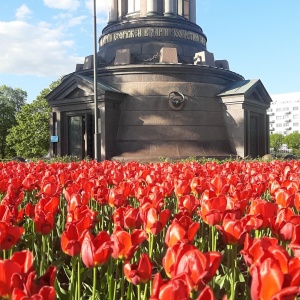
xmin=0 ymin=85 xmax=27 ymax=158
xmin=270 ymin=133 xmax=284 ymax=156
xmin=283 ymin=132 xmax=300 ymax=155
xmin=6 ymin=79 xmax=61 ymax=158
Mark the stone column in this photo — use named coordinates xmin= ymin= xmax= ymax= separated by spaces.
xmin=128 ymin=0 xmax=134 ymax=13
xmin=140 ymin=0 xmax=147 ymax=17
xmin=109 ymin=0 xmax=118 ymax=22
xmin=147 ymin=0 xmax=158 ymax=16
xmin=118 ymin=0 xmax=126 ymax=20
xmin=164 ymin=0 xmax=175 ymax=16
xmin=189 ymin=0 xmax=196 ymax=23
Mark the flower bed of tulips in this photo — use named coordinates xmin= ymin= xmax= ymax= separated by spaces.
xmin=1 ymin=159 xmax=300 ymax=299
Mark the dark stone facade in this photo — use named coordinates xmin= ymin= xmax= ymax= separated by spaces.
xmin=46 ymin=2 xmax=271 ymax=161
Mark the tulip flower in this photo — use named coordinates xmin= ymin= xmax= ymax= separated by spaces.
xmin=163 ymin=242 xmax=196 ymax=278
xmin=0 ymin=221 xmax=24 ymax=250
xmin=124 ymin=253 xmax=152 ymax=285
xmin=34 ymin=210 xmax=55 ymax=235
xmin=178 ymin=194 xmax=200 ymax=215
xmin=81 ymin=231 xmax=112 ymax=268
xmin=199 ymin=192 xmax=227 ymax=226
xmin=141 ymin=205 xmax=170 ymax=235
xmin=250 ymin=257 xmax=284 ymax=300
xmin=111 ymin=228 xmax=148 ymax=260
xmin=174 ymin=247 xmax=222 ymax=291
xmin=270 ymin=207 xmax=296 ymax=241
xmin=174 ymin=179 xmax=191 ymax=197
xmin=149 ymin=273 xmax=193 ymax=300
xmin=216 ymin=213 xmax=251 ymax=245
xmin=61 ymin=221 xmax=89 ymax=257
xmin=197 ymin=286 xmax=216 ymax=300
xmin=247 ymin=198 xmax=278 ymax=229
xmin=165 ymin=216 xmax=199 ymax=247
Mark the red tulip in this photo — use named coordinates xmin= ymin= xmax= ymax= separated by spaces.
xmin=271 ymin=208 xmax=296 ymax=241
xmin=0 ymin=222 xmax=24 ymax=250
xmin=61 ymin=221 xmax=89 ymax=257
xmin=34 ymin=211 xmax=55 ymax=235
xmin=178 ymin=194 xmax=200 ymax=215
xmin=174 ymin=248 xmax=222 ymax=291
xmin=247 ymin=198 xmax=277 ymax=229
xmin=81 ymin=231 xmax=112 ymax=268
xmin=0 ymin=259 xmax=20 ymax=297
xmin=250 ymin=257 xmax=284 ymax=300
xmin=141 ymin=205 xmax=170 ymax=235
xmin=197 ymin=286 xmax=216 ymax=300
xmin=174 ymin=179 xmax=191 ymax=197
xmin=165 ymin=216 xmax=199 ymax=247
xmin=274 ymin=188 xmax=294 ymax=208
xmin=271 ymin=287 xmax=300 ymax=300
xmin=163 ymin=242 xmax=196 ymax=278
xmin=111 ymin=228 xmax=148 ymax=260
xmin=124 ymin=253 xmax=152 ymax=285
xmin=208 ymin=175 xmax=230 ymax=196
xmin=149 ymin=273 xmax=193 ymax=300
xmin=199 ymin=192 xmax=227 ymax=226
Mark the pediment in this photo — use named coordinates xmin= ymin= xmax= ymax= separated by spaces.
xmin=218 ymin=79 xmax=272 ymax=105
xmin=46 ymin=73 xmax=124 ymax=104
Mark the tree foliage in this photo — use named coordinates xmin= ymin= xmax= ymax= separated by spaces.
xmin=6 ymin=79 xmax=61 ymax=158
xmin=270 ymin=133 xmax=284 ymax=155
xmin=0 ymin=85 xmax=27 ymax=158
xmin=283 ymin=132 xmax=300 ymax=154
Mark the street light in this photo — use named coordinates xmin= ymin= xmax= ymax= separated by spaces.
xmin=93 ymin=0 xmax=99 ymax=161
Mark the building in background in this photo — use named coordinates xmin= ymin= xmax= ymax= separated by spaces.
xmin=46 ymin=0 xmax=271 ymax=161
xmin=268 ymin=92 xmax=300 ymax=135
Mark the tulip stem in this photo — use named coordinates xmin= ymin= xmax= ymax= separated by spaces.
xmin=120 ymin=260 xmax=125 ymax=300
xmin=149 ymin=234 xmax=154 ymax=259
xmin=137 ymin=284 xmax=141 ymax=300
xmin=227 ymin=244 xmax=238 ymax=300
xmin=92 ymin=266 xmax=97 ymax=300
xmin=40 ymin=234 xmax=46 ymax=276
xmin=77 ymin=257 xmax=81 ymax=300
xmin=107 ymin=258 xmax=114 ymax=300
xmin=143 ymin=282 xmax=148 ymax=300
xmin=69 ymin=256 xmax=76 ymax=300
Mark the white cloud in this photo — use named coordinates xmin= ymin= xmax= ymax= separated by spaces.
xmin=0 ymin=21 xmax=83 ymax=77
xmin=16 ymin=4 xmax=32 ymax=20
xmin=43 ymin=0 xmax=80 ymax=11
xmin=85 ymin=0 xmax=108 ymax=15
xmin=53 ymin=13 xmax=88 ymax=28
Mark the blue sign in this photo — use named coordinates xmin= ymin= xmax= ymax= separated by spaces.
xmin=51 ymin=136 xmax=59 ymax=143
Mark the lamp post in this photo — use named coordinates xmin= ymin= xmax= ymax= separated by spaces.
xmin=93 ymin=0 xmax=99 ymax=161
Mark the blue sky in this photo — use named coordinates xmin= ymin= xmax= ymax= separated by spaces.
xmin=0 ymin=0 xmax=299 ymax=103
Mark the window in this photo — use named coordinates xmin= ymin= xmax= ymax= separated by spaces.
xmin=293 ymin=114 xmax=300 ymax=119
xmin=293 ymin=107 xmax=299 ymax=111
xmin=276 ymin=124 xmax=282 ymax=127
xmin=276 ymin=116 xmax=282 ymax=120
xmin=283 ymin=123 xmax=289 ymax=127
xmin=276 ymin=108 xmax=282 ymax=112
xmin=283 ymin=107 xmax=289 ymax=111
xmin=293 ymin=123 xmax=299 ymax=127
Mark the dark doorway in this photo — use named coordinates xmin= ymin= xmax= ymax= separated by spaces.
xmin=67 ymin=113 xmax=94 ymax=159
xmin=250 ymin=115 xmax=259 ymax=158
xmin=68 ymin=115 xmax=84 ymax=158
